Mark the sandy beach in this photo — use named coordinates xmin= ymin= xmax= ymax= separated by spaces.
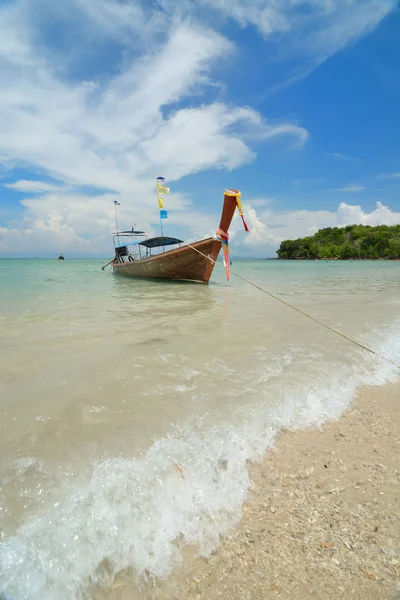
xmin=120 ymin=380 xmax=400 ymax=600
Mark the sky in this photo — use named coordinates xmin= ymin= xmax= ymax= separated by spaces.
xmin=0 ymin=0 xmax=399 ymax=258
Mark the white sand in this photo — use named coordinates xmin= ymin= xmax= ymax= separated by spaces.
xmin=114 ymin=381 xmax=400 ymax=600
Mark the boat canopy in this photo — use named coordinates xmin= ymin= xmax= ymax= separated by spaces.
xmin=139 ymin=236 xmax=184 ymax=248
xmin=115 ymin=241 xmax=143 ymax=248
xmin=113 ymin=230 xmax=147 ymax=249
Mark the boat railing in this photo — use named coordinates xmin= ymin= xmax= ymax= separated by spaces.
xmin=112 ymin=234 xmax=184 ymax=263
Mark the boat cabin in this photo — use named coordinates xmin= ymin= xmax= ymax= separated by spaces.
xmin=113 ymin=231 xmax=184 ymax=263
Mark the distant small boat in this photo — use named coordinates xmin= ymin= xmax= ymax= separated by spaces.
xmin=58 ymin=253 xmax=64 ymax=260
xmin=105 ymin=185 xmax=248 ymax=283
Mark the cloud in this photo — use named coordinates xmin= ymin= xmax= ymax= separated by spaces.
xmin=260 ymin=201 xmax=400 ymax=245
xmin=337 ymin=201 xmax=400 ymax=226
xmin=5 ymin=180 xmax=65 ymax=193
xmin=242 ymin=206 xmax=282 ymax=248
xmin=258 ymin=122 xmax=309 ymax=148
xmin=0 ymin=0 xmax=395 ymax=258
xmin=0 ymin=191 xmax=114 ymax=257
xmin=338 ymin=184 xmax=366 ymax=192
xmin=379 ymin=172 xmax=400 ymax=180
xmin=0 ymin=187 xmax=224 ymax=257
xmin=140 ymin=105 xmax=308 ymax=178
xmin=260 ymin=208 xmax=336 ymax=243
xmin=70 ymin=0 xmax=148 ymax=42
xmin=223 ymin=199 xmax=400 ymax=257
xmin=0 ymin=2 xmax=35 ymax=67
xmin=0 ymin=0 xmax=312 ymax=257
xmin=0 ymin=4 xmax=308 ymax=193
xmin=326 ymin=152 xmax=355 ymax=162
xmin=195 ymin=0 xmax=396 ymax=65
xmin=2 ymin=188 xmax=399 ymax=258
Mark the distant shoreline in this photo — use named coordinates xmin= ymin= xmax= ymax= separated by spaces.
xmin=263 ymin=257 xmax=400 ymax=261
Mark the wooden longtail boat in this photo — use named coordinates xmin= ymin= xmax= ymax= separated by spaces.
xmin=109 ymin=189 xmax=248 ymax=284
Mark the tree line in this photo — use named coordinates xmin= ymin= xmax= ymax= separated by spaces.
xmin=277 ymin=224 xmax=400 ymax=260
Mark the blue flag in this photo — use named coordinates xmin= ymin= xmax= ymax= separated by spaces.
xmin=160 ymin=209 xmax=168 ymax=219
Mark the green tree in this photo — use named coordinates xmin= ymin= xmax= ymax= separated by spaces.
xmin=276 ymin=225 xmax=400 ymax=260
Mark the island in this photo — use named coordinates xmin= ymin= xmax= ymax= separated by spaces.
xmin=276 ymin=224 xmax=400 ymax=260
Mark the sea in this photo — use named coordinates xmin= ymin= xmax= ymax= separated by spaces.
xmin=0 ymin=258 xmax=399 ymax=599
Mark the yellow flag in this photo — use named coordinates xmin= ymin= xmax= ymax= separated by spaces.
xmin=158 ymin=196 xmax=164 ymax=209
xmin=156 ymin=183 xmax=170 ymax=195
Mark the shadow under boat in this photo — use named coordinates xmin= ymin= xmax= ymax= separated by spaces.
xmin=110 ymin=266 xmax=219 ymax=320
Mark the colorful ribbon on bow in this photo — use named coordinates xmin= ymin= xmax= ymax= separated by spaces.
xmin=235 ymin=193 xmax=249 ymax=232
xmin=224 ymin=189 xmax=249 ymax=232
xmin=216 ymin=228 xmax=231 ymax=281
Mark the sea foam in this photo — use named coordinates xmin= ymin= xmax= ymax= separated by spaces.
xmin=0 ymin=324 xmax=399 ymax=600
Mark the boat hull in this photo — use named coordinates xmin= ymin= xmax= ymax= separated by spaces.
xmin=112 ymin=237 xmax=221 ymax=283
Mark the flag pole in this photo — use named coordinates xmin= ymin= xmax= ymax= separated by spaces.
xmin=114 ymin=202 xmax=120 ymax=245
xmin=160 ymin=212 xmax=164 ymax=238
xmin=156 ymin=176 xmax=164 ymax=238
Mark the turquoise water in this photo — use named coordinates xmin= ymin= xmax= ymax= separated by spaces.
xmin=0 ymin=258 xmax=399 ymax=599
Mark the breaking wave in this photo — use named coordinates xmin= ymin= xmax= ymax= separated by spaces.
xmin=0 ymin=324 xmax=399 ymax=600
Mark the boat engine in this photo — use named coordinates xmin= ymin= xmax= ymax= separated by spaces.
xmin=115 ymin=245 xmax=129 ymax=263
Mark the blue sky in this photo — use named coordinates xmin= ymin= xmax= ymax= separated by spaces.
xmin=0 ymin=0 xmax=399 ymax=257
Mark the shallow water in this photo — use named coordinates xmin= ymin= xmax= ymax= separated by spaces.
xmin=0 ymin=258 xmax=399 ymax=599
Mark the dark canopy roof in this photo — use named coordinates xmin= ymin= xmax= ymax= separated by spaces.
xmin=139 ymin=236 xmax=183 ymax=248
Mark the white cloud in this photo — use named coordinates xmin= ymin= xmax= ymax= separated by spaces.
xmin=242 ymin=207 xmax=282 ymax=247
xmin=0 ymin=0 xmax=312 ymax=256
xmin=139 ymin=105 xmax=307 ymax=178
xmin=195 ymin=0 xmax=395 ymax=62
xmin=0 ymin=191 xmax=114 ymax=257
xmin=338 ymin=183 xmax=366 ymax=192
xmin=337 ymin=201 xmax=400 ymax=226
xmin=0 ymin=187 xmax=222 ymax=257
xmin=70 ymin=0 xmax=147 ymax=42
xmin=219 ymin=199 xmax=400 ymax=257
xmin=0 ymin=4 xmax=307 ymax=192
xmin=256 ymin=122 xmax=309 ymax=148
xmin=2 ymin=188 xmax=399 ymax=258
xmin=0 ymin=2 xmax=34 ymax=66
xmin=302 ymin=0 xmax=394 ymax=57
xmin=260 ymin=201 xmax=400 ymax=245
xmin=379 ymin=172 xmax=400 ymax=180
xmin=5 ymin=180 xmax=65 ymax=193
xmin=217 ymin=0 xmax=396 ymax=93
xmin=260 ymin=208 xmax=336 ymax=242
xmin=0 ymin=0 xmax=395 ymax=257
xmin=326 ymin=152 xmax=355 ymax=162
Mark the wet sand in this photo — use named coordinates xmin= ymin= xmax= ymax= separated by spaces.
xmin=119 ymin=381 xmax=400 ymax=600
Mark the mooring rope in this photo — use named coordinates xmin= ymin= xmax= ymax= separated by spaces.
xmin=187 ymin=243 xmax=399 ymax=368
